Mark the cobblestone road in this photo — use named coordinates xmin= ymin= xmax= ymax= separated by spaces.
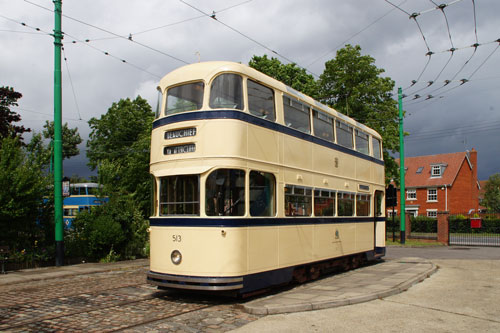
xmin=0 ymin=267 xmax=261 ymax=332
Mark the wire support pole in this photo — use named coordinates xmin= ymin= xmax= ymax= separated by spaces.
xmin=53 ymin=0 xmax=64 ymax=266
xmin=398 ymin=87 xmax=406 ymax=244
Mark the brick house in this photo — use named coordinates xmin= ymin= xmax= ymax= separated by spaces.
xmin=388 ymin=149 xmax=480 ymax=217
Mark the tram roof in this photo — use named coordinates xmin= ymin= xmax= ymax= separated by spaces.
xmin=158 ymin=61 xmax=381 ymax=139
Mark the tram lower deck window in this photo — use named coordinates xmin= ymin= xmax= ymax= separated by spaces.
xmin=159 ymin=175 xmax=199 ymax=215
xmin=285 ymin=185 xmax=312 ymax=216
xmin=205 ymin=169 xmax=245 ymax=216
xmin=338 ymin=192 xmax=354 ymax=216
xmin=356 ymin=194 xmax=371 ymax=216
xmin=250 ymin=171 xmax=276 ymax=216
xmin=314 ymin=189 xmax=336 ymax=216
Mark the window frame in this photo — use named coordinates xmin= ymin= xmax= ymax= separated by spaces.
xmin=406 ymin=189 xmax=417 ymax=200
xmin=314 ymin=188 xmax=336 ymax=217
xmin=431 ymin=165 xmax=442 ymax=178
xmin=427 ymin=188 xmax=438 ymax=202
xmin=336 ymin=120 xmax=354 ymax=149
xmin=166 ymin=81 xmax=204 ymax=116
xmin=249 ymin=170 xmax=276 ymax=217
xmin=355 ymin=129 xmax=370 ymax=155
xmin=205 ymin=168 xmax=246 ymax=217
xmin=312 ymin=109 xmax=334 ymax=142
xmin=159 ymin=175 xmax=200 ymax=216
xmin=285 ymin=185 xmax=312 ymax=217
xmin=209 ymin=73 xmax=244 ymax=110
xmin=247 ymin=79 xmax=276 ymax=122
xmin=283 ymin=95 xmax=311 ymax=134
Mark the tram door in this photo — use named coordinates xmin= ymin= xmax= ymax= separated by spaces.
xmin=374 ymin=190 xmax=384 ymax=248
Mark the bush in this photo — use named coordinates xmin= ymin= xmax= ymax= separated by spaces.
xmin=410 ymin=216 xmax=437 ymax=233
xmin=67 ymin=195 xmax=149 ymax=261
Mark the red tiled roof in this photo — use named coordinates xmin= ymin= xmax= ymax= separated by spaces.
xmin=396 ymin=151 xmax=470 ymax=188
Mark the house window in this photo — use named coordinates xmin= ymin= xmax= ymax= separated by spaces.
xmin=416 ymin=167 xmax=423 ymax=174
xmin=427 ymin=188 xmax=437 ymax=202
xmin=406 ymin=189 xmax=416 ymax=200
xmin=427 ymin=209 xmax=438 ymax=218
xmin=431 ymin=165 xmax=442 ymax=178
xmin=387 ymin=210 xmax=398 ymax=218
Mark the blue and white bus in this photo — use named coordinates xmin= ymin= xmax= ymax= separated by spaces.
xmin=63 ymin=183 xmax=108 ymax=228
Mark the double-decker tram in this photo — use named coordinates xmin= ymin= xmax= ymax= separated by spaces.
xmin=147 ymin=61 xmax=386 ymax=295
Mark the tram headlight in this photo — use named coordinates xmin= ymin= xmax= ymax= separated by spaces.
xmin=171 ymin=250 xmax=182 ymax=265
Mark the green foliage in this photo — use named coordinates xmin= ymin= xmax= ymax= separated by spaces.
xmin=318 ymin=45 xmax=401 ymax=184
xmin=67 ymin=195 xmax=149 ymax=261
xmin=482 ymin=174 xmax=500 ymax=213
xmin=0 ymin=137 xmax=52 ymax=252
xmin=0 ymin=86 xmax=30 ymax=143
xmin=42 ymin=120 xmax=83 ymax=160
xmin=449 ymin=215 xmax=500 ymax=233
xmin=410 ymin=216 xmax=437 ymax=233
xmin=87 ymin=96 xmax=154 ymax=218
xmin=249 ymin=55 xmax=320 ymax=99
xmin=249 ymin=46 xmax=401 ymax=184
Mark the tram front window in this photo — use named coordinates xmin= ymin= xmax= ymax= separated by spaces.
xmin=209 ymin=74 xmax=243 ymax=110
xmin=206 ymin=169 xmax=245 ymax=216
xmin=159 ymin=175 xmax=199 ymax=215
xmin=166 ymin=82 xmax=204 ymax=116
xmin=250 ymin=171 xmax=276 ymax=217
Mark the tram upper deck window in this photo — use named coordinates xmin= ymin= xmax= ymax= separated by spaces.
xmin=372 ymin=137 xmax=382 ymax=159
xmin=159 ymin=175 xmax=199 ymax=215
xmin=283 ymin=96 xmax=310 ymax=134
xmin=248 ymin=80 xmax=275 ymax=121
xmin=336 ymin=120 xmax=353 ymax=149
xmin=250 ymin=171 xmax=276 ymax=217
xmin=209 ymin=74 xmax=243 ymax=110
xmin=205 ymin=169 xmax=245 ymax=216
xmin=313 ymin=109 xmax=334 ymax=142
xmin=355 ymin=129 xmax=369 ymax=155
xmin=166 ymin=82 xmax=204 ymax=116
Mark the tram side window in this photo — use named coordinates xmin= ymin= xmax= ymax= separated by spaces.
xmin=166 ymin=82 xmax=204 ymax=115
xmin=250 ymin=171 xmax=276 ymax=217
xmin=372 ymin=137 xmax=382 ymax=159
xmin=285 ymin=185 xmax=312 ymax=216
xmin=314 ymin=189 xmax=336 ymax=216
xmin=338 ymin=192 xmax=355 ymax=216
xmin=355 ymin=129 xmax=369 ymax=155
xmin=336 ymin=121 xmax=353 ymax=149
xmin=313 ymin=109 xmax=334 ymax=142
xmin=356 ymin=194 xmax=371 ymax=216
xmin=248 ymin=80 xmax=275 ymax=121
xmin=206 ymin=169 xmax=245 ymax=216
xmin=283 ymin=96 xmax=311 ymax=134
xmin=160 ymin=175 xmax=200 ymax=215
xmin=209 ymin=74 xmax=243 ymax=110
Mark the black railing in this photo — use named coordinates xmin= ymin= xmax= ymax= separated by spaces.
xmin=448 ymin=213 xmax=500 ymax=247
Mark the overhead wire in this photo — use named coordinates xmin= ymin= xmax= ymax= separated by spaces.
xmin=305 ymin=0 xmax=406 ymax=68
xmin=62 ymin=47 xmax=83 ymax=120
xmin=23 ymin=0 xmax=189 ymax=65
xmin=179 ymin=0 xmax=320 ymax=77
xmin=130 ymin=0 xmax=253 ymax=37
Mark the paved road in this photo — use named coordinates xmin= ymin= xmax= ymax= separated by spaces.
xmin=1 ymin=246 xmax=498 ymax=332
xmin=232 ymin=246 xmax=500 ymax=333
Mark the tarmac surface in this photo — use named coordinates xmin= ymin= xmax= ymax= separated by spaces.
xmin=1 ymin=246 xmax=499 ymax=332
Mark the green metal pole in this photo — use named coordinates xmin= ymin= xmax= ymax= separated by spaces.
xmin=54 ymin=0 xmax=64 ymax=266
xmin=398 ymin=87 xmax=406 ymax=244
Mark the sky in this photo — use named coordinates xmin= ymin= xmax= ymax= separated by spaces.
xmin=1 ymin=0 xmax=499 ymax=181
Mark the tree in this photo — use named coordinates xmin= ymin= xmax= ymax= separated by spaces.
xmin=0 ymin=86 xmax=30 ymax=142
xmin=0 ymin=137 xmax=51 ymax=251
xmin=318 ymin=45 xmax=401 ymax=184
xmin=249 ymin=55 xmax=320 ymax=99
xmin=86 ymin=96 xmax=154 ymax=217
xmin=42 ymin=120 xmax=83 ymax=160
xmin=482 ymin=174 xmax=500 ymax=213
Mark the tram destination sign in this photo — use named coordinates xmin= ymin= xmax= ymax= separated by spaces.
xmin=165 ymin=128 xmax=197 ymax=140
xmin=164 ymin=144 xmax=196 ymax=155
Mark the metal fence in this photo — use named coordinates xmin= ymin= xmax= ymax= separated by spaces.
xmin=448 ymin=213 xmax=500 ymax=247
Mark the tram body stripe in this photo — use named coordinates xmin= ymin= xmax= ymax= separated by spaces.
xmin=152 ymin=110 xmax=384 ymax=166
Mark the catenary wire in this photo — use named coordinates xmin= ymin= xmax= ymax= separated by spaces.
xmin=62 ymin=47 xmax=83 ymax=120
xmin=23 ymin=0 xmax=189 ymax=65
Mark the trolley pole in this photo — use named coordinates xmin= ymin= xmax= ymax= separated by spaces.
xmin=53 ymin=0 xmax=64 ymax=266
xmin=398 ymin=87 xmax=406 ymax=244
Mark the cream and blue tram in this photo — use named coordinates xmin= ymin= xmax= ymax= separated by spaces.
xmin=147 ymin=61 xmax=386 ymax=294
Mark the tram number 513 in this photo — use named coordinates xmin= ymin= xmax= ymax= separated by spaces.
xmin=172 ymin=235 xmax=182 ymax=242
